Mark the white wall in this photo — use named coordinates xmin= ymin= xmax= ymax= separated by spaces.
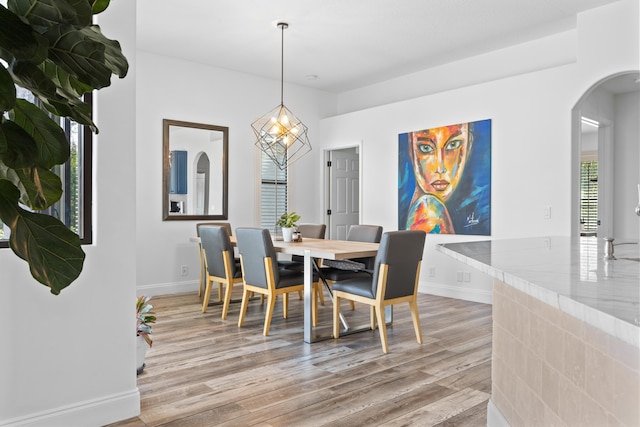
xmin=320 ymin=65 xmax=578 ymax=302
xmin=336 ymin=30 xmax=578 ymax=115
xmin=134 ymin=52 xmax=337 ymax=296
xmin=0 ymin=2 xmax=140 ymax=426
xmin=318 ymin=0 xmax=639 ymax=303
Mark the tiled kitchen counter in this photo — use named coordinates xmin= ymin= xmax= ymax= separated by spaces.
xmin=437 ymin=236 xmax=639 ymax=427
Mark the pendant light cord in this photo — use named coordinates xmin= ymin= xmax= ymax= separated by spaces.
xmin=278 ymin=22 xmax=287 ymax=105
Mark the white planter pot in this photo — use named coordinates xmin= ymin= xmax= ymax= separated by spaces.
xmin=136 ymin=335 xmax=150 ymax=375
xmin=282 ymin=227 xmax=294 ymax=242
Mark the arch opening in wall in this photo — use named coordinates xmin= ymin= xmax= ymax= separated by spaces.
xmin=571 ymin=71 xmax=640 ymax=239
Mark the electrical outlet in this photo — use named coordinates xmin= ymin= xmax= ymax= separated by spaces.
xmin=463 ymin=271 xmax=471 ymax=282
xmin=181 ymin=265 xmax=188 ymax=276
xmin=456 ymin=271 xmax=464 ymax=282
xmin=428 ymin=267 xmax=435 ymax=277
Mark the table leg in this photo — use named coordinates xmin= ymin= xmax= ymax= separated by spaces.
xmin=303 ymin=249 xmax=313 ymax=343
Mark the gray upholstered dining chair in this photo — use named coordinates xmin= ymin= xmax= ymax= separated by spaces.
xmin=320 ymin=224 xmax=383 ymax=280
xmin=331 ymin=230 xmax=426 ymax=353
xmin=199 ymin=225 xmax=243 ymax=319
xmin=235 ymin=228 xmax=319 ymax=335
xmin=196 ymin=222 xmax=233 ymax=298
xmin=318 ymin=224 xmax=383 ymax=310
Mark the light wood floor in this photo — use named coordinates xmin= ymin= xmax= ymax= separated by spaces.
xmin=108 ymin=288 xmax=493 ymax=427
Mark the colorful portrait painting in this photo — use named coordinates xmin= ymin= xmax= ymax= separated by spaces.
xmin=398 ymin=119 xmax=491 ymax=235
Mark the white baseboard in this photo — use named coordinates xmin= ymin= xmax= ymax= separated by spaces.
xmin=136 ymin=280 xmax=199 ymax=297
xmin=487 ymin=399 xmax=511 ymax=427
xmin=419 ymin=281 xmax=493 ymax=305
xmin=142 ymin=280 xmax=493 ymax=306
xmin=0 ymin=389 xmax=140 ymax=427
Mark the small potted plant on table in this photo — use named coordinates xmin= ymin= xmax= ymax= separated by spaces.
xmin=276 ymin=212 xmax=301 ymax=242
xmin=136 ymin=295 xmax=156 ymax=375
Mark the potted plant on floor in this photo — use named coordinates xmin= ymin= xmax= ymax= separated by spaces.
xmin=276 ymin=212 xmax=301 ymax=242
xmin=136 ymin=295 xmax=156 ymax=375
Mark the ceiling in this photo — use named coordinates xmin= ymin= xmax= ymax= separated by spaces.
xmin=136 ymin=0 xmax=623 ymax=93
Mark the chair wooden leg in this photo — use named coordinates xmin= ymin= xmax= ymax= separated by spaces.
xmin=201 ymin=279 xmax=213 ymax=313
xmin=198 ymin=246 xmax=204 ymax=298
xmin=264 ymin=295 xmax=276 ymax=336
xmin=217 ymin=283 xmax=223 ymax=302
xmin=317 ymin=284 xmax=325 ymax=306
xmin=409 ymin=299 xmax=423 ymax=344
xmin=369 ymin=305 xmax=376 ymax=330
xmin=283 ymin=293 xmax=289 ymax=318
xmin=237 ymin=288 xmax=250 ymax=327
xmin=374 ymin=304 xmax=389 ymax=354
xmin=221 ymin=281 xmax=233 ymax=320
xmin=333 ymin=295 xmax=341 ymax=339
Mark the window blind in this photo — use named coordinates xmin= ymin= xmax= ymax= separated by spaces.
xmin=260 ymin=152 xmax=287 ymax=231
xmin=580 ymin=160 xmax=598 ymax=234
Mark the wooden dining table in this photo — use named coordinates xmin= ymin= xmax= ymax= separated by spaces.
xmin=276 ymin=237 xmax=383 ymax=343
xmin=227 ymin=235 xmax=381 ymax=343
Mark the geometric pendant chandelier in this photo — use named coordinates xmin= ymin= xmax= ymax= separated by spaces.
xmin=251 ymin=22 xmax=312 ymax=170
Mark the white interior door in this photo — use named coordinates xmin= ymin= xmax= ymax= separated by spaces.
xmin=327 ymin=147 xmax=360 ymax=239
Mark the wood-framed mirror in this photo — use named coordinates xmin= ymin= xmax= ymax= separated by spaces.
xmin=162 ymin=119 xmax=228 ymax=220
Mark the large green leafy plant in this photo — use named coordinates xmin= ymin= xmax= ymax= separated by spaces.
xmin=0 ymin=0 xmax=128 ymax=294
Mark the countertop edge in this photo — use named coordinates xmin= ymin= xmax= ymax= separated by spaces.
xmin=436 ymin=243 xmax=639 ymax=348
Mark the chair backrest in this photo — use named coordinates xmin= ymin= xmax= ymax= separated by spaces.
xmin=236 ymin=228 xmax=278 ymax=289
xmin=291 ymin=224 xmax=326 ymax=263
xmin=372 ymin=230 xmax=426 ymax=300
xmin=196 ymin=222 xmax=232 ymax=237
xmin=199 ymin=225 xmax=236 ymax=278
xmin=297 ymin=224 xmax=326 ymax=239
xmin=346 ymin=224 xmax=383 ymax=243
xmin=346 ymin=224 xmax=383 ymax=269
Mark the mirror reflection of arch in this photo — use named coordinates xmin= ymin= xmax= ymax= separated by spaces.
xmin=163 ymin=119 xmax=228 ymax=220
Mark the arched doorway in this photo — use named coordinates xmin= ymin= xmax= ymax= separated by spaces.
xmin=571 ymin=71 xmax=640 ymax=239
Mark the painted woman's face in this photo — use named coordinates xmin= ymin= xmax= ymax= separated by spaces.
xmin=410 ymin=124 xmax=470 ymax=201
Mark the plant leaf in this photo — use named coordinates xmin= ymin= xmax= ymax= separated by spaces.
xmin=0 ymin=179 xmax=85 ymax=294
xmin=91 ymin=0 xmax=110 ymax=14
xmin=0 ymin=160 xmax=63 ymax=210
xmin=41 ymin=60 xmax=93 ymax=98
xmin=0 ymin=4 xmax=48 ymax=63
xmin=83 ymin=25 xmax=128 ymax=79
xmin=8 ymin=0 xmax=93 ymax=29
xmin=10 ymin=59 xmax=96 ymax=130
xmin=43 ymin=24 xmax=113 ymax=89
xmin=13 ymin=167 xmax=63 ymax=209
xmin=0 ymin=64 xmax=17 ymax=111
xmin=10 ymin=98 xmax=70 ymax=168
xmin=0 ymin=121 xmax=39 ymax=168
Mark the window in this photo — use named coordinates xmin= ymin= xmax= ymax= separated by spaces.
xmin=260 ymin=151 xmax=287 ymax=232
xmin=0 ymin=90 xmax=92 ymax=246
xmin=580 ymin=160 xmax=598 ymax=235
